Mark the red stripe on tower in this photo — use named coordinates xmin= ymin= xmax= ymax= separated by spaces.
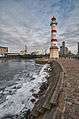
xmin=51 ymin=30 xmax=57 ymax=32
xmin=51 ymin=39 xmax=57 ymax=42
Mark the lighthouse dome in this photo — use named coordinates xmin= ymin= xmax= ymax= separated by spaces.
xmin=50 ymin=16 xmax=57 ymax=26
xmin=51 ymin=16 xmax=56 ymax=21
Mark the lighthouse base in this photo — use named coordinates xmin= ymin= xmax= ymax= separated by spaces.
xmin=50 ymin=47 xmax=59 ymax=59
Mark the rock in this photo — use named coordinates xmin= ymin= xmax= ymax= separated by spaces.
xmin=30 ymin=89 xmax=35 ymax=93
xmin=31 ymin=98 xmax=36 ymax=103
xmin=32 ymin=93 xmax=39 ymax=98
xmin=39 ymin=82 xmax=48 ymax=92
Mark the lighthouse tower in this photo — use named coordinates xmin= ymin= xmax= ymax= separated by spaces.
xmin=50 ymin=16 xmax=59 ymax=59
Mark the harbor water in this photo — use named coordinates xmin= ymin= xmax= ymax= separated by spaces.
xmin=0 ymin=59 xmax=49 ymax=119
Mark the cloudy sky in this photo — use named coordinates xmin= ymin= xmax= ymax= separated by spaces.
xmin=0 ymin=0 xmax=79 ymax=53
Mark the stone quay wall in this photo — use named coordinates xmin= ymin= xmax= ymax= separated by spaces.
xmin=28 ymin=58 xmax=79 ymax=119
xmin=30 ymin=60 xmax=65 ymax=119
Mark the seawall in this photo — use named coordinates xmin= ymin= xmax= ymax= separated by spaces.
xmin=30 ymin=60 xmax=65 ymax=119
xmin=27 ymin=58 xmax=79 ymax=119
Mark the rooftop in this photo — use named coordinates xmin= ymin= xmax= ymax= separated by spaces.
xmin=0 ymin=46 xmax=8 ymax=48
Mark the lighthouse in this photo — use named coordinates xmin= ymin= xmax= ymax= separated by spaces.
xmin=50 ymin=16 xmax=59 ymax=59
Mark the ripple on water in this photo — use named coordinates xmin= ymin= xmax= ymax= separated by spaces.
xmin=0 ymin=60 xmax=49 ymax=118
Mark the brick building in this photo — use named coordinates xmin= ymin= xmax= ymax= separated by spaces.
xmin=0 ymin=46 xmax=8 ymax=55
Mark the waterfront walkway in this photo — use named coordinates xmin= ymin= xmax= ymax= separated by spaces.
xmin=31 ymin=58 xmax=79 ymax=119
xmin=58 ymin=58 xmax=79 ymax=119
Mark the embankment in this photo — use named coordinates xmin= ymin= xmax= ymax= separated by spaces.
xmin=29 ymin=60 xmax=64 ymax=119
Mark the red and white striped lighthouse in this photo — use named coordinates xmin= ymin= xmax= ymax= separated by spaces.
xmin=50 ymin=16 xmax=59 ymax=59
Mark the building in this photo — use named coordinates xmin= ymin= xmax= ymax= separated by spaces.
xmin=50 ymin=16 xmax=59 ymax=59
xmin=60 ymin=41 xmax=69 ymax=55
xmin=20 ymin=45 xmax=28 ymax=55
xmin=34 ymin=49 xmax=45 ymax=55
xmin=78 ymin=42 xmax=79 ymax=54
xmin=0 ymin=46 xmax=8 ymax=55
